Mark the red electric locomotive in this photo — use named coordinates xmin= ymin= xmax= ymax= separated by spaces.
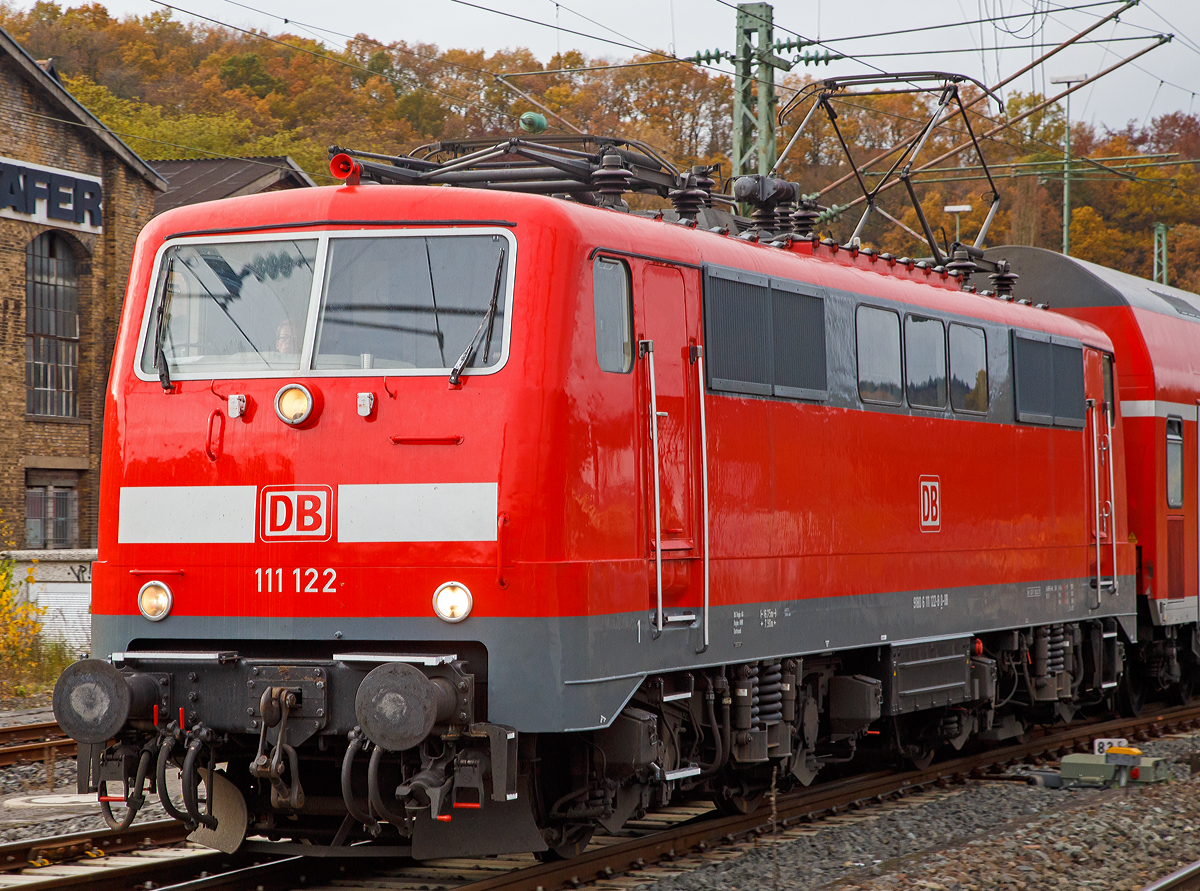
xmin=51 ymin=136 xmax=1176 ymax=860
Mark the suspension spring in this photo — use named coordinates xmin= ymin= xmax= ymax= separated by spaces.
xmin=757 ymin=660 xmax=783 ymax=726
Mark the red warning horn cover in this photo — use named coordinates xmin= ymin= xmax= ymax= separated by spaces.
xmin=330 ymin=152 xmax=361 ymax=186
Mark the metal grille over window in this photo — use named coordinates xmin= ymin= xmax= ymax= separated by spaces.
xmin=1167 ymin=416 xmax=1184 ymax=509
xmin=25 ymin=478 xmax=79 ymax=549
xmin=856 ymin=306 xmax=903 ymax=405
xmin=703 ymin=267 xmax=826 ymax=400
xmin=1013 ymin=333 xmax=1085 ymax=428
xmin=26 ymin=232 xmax=80 ymax=417
xmin=904 ymin=315 xmax=947 ymax=409
xmin=592 ymin=257 xmax=633 ymax=373
xmin=949 ymin=323 xmax=988 ymax=413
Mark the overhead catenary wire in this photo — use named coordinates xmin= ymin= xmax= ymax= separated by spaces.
xmin=150 ymin=0 xmax=525 ymax=126
xmin=811 ymin=0 xmax=1116 ymax=46
xmin=20 ymin=107 xmax=340 ymax=183
xmin=795 ymin=2 xmax=1142 ymax=195
xmin=830 ymin=36 xmax=1177 ymax=215
xmin=445 ymin=0 xmax=813 ymax=106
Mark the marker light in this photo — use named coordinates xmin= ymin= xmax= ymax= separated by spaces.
xmin=433 ymin=582 xmax=473 ymax=623
xmin=275 ymin=384 xmax=313 ymax=425
xmin=138 ymin=581 xmax=172 ymax=622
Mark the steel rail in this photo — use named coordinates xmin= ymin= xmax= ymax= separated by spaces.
xmin=445 ymin=704 xmax=1200 ymax=891
xmin=0 ymin=819 xmax=190 ymax=874
xmin=11 ymin=705 xmax=1200 ymax=891
xmin=1142 ymin=859 xmax=1200 ymax=891
xmin=0 ymin=721 xmax=74 ymax=767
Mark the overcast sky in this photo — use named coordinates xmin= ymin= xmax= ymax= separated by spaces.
xmin=33 ymin=0 xmax=1200 ymax=134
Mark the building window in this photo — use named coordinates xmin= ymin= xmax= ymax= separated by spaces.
xmin=25 ymin=471 xmax=79 ymax=549
xmin=26 ymin=232 xmax=80 ymax=417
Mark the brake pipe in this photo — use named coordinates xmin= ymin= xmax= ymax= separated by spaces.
xmin=156 ymin=734 xmax=193 ymax=826
xmin=341 ymin=729 xmax=381 ymax=836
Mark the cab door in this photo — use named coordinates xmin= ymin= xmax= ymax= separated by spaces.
xmin=1084 ymin=348 xmax=1116 ymax=601
xmin=635 ymin=263 xmax=704 ymax=630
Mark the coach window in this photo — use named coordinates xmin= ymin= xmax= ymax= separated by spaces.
xmin=593 ymin=257 xmax=633 ymax=373
xmin=904 ymin=315 xmax=947 ymax=409
xmin=949 ymin=323 xmax=988 ymax=413
xmin=856 ymin=306 xmax=903 ymax=405
xmin=1167 ymin=417 xmax=1184 ymax=509
xmin=26 ymin=231 xmax=81 ymax=417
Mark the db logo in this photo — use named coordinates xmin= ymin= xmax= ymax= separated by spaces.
xmin=919 ymin=476 xmax=941 ymax=532
xmin=259 ymin=486 xmax=334 ymax=541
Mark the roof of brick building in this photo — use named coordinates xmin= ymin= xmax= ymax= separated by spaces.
xmin=0 ymin=27 xmax=167 ymax=190
xmin=152 ymin=156 xmax=316 ymax=214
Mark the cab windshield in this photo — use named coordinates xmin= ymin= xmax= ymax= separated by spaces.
xmin=140 ymin=240 xmax=317 ymax=376
xmin=139 ymin=231 xmax=512 ymax=378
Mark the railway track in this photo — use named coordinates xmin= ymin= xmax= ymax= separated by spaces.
xmin=5 ymin=702 xmax=1199 ymax=891
xmin=0 ymin=722 xmax=74 ymax=770
xmin=1144 ymin=860 xmax=1200 ymax=891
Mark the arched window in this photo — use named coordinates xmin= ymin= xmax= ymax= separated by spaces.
xmin=26 ymin=231 xmax=80 ymax=417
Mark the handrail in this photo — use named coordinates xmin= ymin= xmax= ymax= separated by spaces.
xmin=1089 ymin=399 xmax=1101 ymax=609
xmin=695 ymin=347 xmax=710 ymax=654
xmin=640 ymin=340 xmax=663 ymax=636
xmin=1105 ymin=404 xmax=1119 ymax=596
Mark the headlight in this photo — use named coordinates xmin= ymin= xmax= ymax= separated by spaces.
xmin=432 ymin=582 xmax=472 ymax=623
xmin=138 ymin=581 xmax=172 ymax=621
xmin=275 ymin=383 xmax=313 ymax=425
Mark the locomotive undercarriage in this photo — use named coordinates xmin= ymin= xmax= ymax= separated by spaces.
xmin=55 ymin=615 xmax=1191 ymax=859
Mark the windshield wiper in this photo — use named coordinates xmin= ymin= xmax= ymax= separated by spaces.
xmin=448 ymin=248 xmax=506 ymax=386
xmin=152 ymin=255 xmax=175 ymax=391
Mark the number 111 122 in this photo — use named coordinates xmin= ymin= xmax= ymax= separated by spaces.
xmin=255 ymin=567 xmax=338 ymax=593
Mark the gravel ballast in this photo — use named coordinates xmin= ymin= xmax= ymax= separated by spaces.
xmin=625 ymin=731 xmax=1200 ymax=891
xmin=1 ymin=725 xmax=1198 ymax=890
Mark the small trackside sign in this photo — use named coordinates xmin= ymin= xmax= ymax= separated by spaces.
xmin=260 ymin=486 xmax=334 ymax=541
xmin=920 ymin=475 xmax=941 ymax=532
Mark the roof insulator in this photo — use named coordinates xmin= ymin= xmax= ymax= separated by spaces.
xmin=1036 ymin=303 xmax=1050 ymax=310
xmin=592 ymin=150 xmax=632 ymax=197
xmin=989 ymin=258 xmax=1019 ymax=299
xmin=791 ymin=198 xmax=822 ymax=238
xmin=669 ymin=187 xmax=706 ymax=221
xmin=945 ymin=249 xmax=982 ymax=282
xmin=691 ymin=165 xmax=717 ymax=206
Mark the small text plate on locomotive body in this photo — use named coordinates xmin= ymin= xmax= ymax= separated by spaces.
xmin=919 ymin=475 xmax=941 ymax=532
xmin=912 ymin=592 xmax=949 ymax=610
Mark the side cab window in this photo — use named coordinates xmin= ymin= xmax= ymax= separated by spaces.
xmin=593 ymin=257 xmax=633 ymax=373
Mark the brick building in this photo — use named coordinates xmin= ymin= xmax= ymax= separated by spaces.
xmin=0 ymin=27 xmax=165 ymax=553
